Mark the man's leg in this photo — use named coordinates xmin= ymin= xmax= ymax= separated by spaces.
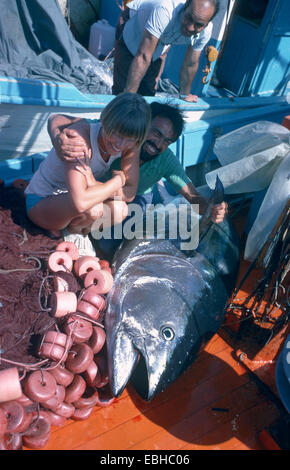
xmin=113 ymin=9 xmax=162 ymax=96
xmin=112 ymin=37 xmax=134 ymax=95
xmin=112 ymin=8 xmax=131 ymax=95
xmin=138 ymin=57 xmax=163 ymax=96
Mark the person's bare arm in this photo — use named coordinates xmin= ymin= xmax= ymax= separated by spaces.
xmin=125 ymin=30 xmax=159 ymax=93
xmin=47 ymin=114 xmax=90 ymax=161
xmin=116 ymin=146 xmax=141 ymax=202
xmin=179 ymin=182 xmax=228 ymax=223
xmin=179 ymin=182 xmax=208 ymax=212
xmin=65 ymin=160 xmax=125 ymax=214
xmin=179 ymin=47 xmax=202 ymax=101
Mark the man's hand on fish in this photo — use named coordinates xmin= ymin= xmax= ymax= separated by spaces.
xmin=55 ymin=123 xmax=90 ymax=162
xmin=211 ymin=202 xmax=228 ymax=224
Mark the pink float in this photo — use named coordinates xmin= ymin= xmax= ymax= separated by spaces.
xmin=53 ymin=275 xmax=69 ymax=292
xmin=77 ymin=299 xmax=100 ymax=321
xmin=42 ymin=330 xmax=72 ymax=349
xmin=0 ymin=408 xmax=7 ymax=436
xmin=53 ymin=272 xmax=80 ymax=293
xmin=64 ymin=315 xmax=93 ymax=343
xmin=71 ymin=406 xmax=94 ymax=421
xmin=73 ymin=388 xmax=98 ymax=409
xmin=0 ymin=432 xmax=22 ymax=450
xmin=94 ymin=355 xmax=109 ymax=388
xmin=0 ymin=367 xmax=22 ymax=403
xmin=0 ymin=401 xmax=25 ymax=433
xmin=81 ymin=286 xmax=106 ymax=311
xmin=24 ymin=370 xmax=57 ymax=403
xmin=51 ymin=401 xmax=75 ymax=418
xmin=50 ymin=291 xmax=77 ymax=318
xmin=48 ymin=251 xmax=73 ymax=273
xmin=16 ymin=410 xmax=33 ymax=434
xmin=65 ymin=375 xmax=86 ymax=403
xmin=38 ymin=343 xmax=66 ymax=362
xmin=38 ymin=331 xmax=72 ymax=361
xmin=49 ymin=363 xmax=74 ymax=387
xmin=65 ymin=343 xmax=94 ymax=374
xmin=99 ymin=259 xmax=110 ymax=270
xmin=44 ymin=410 xmax=66 ymax=427
xmin=89 ymin=326 xmax=106 ymax=355
xmin=84 ymin=269 xmax=114 ymax=293
xmin=84 ymin=361 xmax=99 ymax=387
xmin=74 ymin=256 xmax=100 ymax=277
xmin=16 ymin=393 xmax=33 ymax=407
xmin=95 ymin=385 xmax=115 ymax=407
xmin=41 ymin=384 xmax=65 ymax=410
xmin=23 ymin=412 xmax=51 ymax=449
xmin=56 ymin=241 xmax=79 ymax=260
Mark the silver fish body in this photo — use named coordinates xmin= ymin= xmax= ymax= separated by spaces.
xmin=105 ymin=207 xmax=240 ymax=401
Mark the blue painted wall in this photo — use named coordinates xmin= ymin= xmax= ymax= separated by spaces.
xmin=215 ymin=0 xmax=290 ymax=96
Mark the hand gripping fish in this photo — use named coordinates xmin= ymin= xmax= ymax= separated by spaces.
xmin=105 ymin=180 xmax=240 ymax=401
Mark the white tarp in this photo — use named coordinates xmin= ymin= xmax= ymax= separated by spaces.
xmin=205 ymin=121 xmax=290 ymax=194
xmin=204 ymin=120 xmax=290 ymax=264
xmin=244 ymin=152 xmax=290 ymax=264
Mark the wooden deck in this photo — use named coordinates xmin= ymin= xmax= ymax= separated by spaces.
xmin=24 ymin=260 xmax=288 ymax=452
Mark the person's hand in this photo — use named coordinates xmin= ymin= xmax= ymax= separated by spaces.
xmin=184 ymin=94 xmax=198 ymax=102
xmin=112 ymin=169 xmax=126 ymax=187
xmin=210 ymin=202 xmax=228 ymax=223
xmin=54 ymin=123 xmax=90 ymax=162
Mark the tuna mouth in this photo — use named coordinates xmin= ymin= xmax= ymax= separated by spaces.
xmin=108 ymin=332 xmax=140 ymax=398
xmin=109 ymin=337 xmax=156 ymax=401
xmin=129 ymin=351 xmax=151 ymax=401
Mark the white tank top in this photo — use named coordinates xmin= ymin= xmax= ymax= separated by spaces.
xmin=25 ymin=122 xmax=121 ymax=197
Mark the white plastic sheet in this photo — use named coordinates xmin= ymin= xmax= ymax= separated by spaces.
xmin=205 ymin=121 xmax=290 ymax=194
xmin=244 ymin=152 xmax=290 ymax=264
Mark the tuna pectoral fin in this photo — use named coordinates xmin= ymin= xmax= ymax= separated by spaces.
xmin=107 ymin=332 xmax=139 ymax=398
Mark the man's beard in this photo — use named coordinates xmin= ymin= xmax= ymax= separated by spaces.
xmin=140 ymin=141 xmax=161 ymax=162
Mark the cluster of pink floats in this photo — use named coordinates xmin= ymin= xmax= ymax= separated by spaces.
xmin=0 ymin=241 xmax=115 ymax=450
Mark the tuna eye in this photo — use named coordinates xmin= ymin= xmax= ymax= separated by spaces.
xmin=161 ymin=326 xmax=175 ymax=341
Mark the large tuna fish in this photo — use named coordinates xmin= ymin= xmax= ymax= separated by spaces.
xmin=105 ymin=186 xmax=240 ymax=401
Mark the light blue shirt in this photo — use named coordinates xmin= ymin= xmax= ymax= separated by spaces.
xmin=123 ymin=0 xmax=212 ymax=61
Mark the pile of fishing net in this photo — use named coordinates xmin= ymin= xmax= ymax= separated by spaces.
xmin=0 ymin=185 xmax=114 ymax=450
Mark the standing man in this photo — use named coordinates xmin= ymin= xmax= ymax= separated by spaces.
xmin=113 ymin=0 xmax=219 ymax=100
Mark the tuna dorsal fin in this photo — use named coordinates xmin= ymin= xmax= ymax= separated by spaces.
xmin=212 ymin=175 xmax=224 ymax=205
xmin=199 ymin=176 xmax=225 ymax=241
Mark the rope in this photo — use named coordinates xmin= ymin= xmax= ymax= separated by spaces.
xmin=0 ymin=256 xmax=42 ymax=274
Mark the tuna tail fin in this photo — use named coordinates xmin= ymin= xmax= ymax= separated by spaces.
xmin=199 ymin=176 xmax=225 ymax=241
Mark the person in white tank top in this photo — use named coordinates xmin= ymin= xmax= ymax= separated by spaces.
xmin=25 ymin=93 xmax=151 ymax=240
